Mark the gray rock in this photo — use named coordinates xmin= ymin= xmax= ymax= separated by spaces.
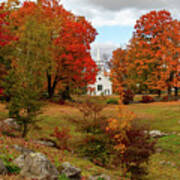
xmin=13 ymin=154 xmax=26 ymax=168
xmin=159 ymin=160 xmax=176 ymax=167
xmin=156 ymin=148 xmax=163 ymax=153
xmin=0 ymin=159 xmax=7 ymax=175
xmin=13 ymin=144 xmax=34 ymax=154
xmin=149 ymin=130 xmax=168 ymax=138
xmin=61 ymin=162 xmax=81 ymax=180
xmin=14 ymin=152 xmax=59 ymax=180
xmin=2 ymin=118 xmax=20 ymax=129
xmin=159 ymin=160 xmax=166 ymax=165
xmin=33 ymin=140 xmax=56 ymax=147
xmin=89 ymin=174 xmax=111 ymax=180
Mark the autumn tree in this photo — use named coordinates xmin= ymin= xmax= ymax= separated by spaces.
xmin=110 ymin=48 xmax=127 ymax=96
xmin=127 ymin=10 xmax=180 ymax=96
xmin=0 ymin=2 xmax=16 ymax=88
xmin=9 ymin=0 xmax=97 ymax=99
xmin=48 ymin=12 xmax=97 ymax=99
xmin=4 ymin=15 xmax=50 ymax=137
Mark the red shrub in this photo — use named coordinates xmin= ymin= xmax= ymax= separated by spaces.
xmin=123 ymin=89 xmax=134 ymax=104
xmin=162 ymin=95 xmax=168 ymax=102
xmin=120 ymin=123 xmax=156 ymax=179
xmin=53 ymin=127 xmax=71 ymax=150
xmin=141 ymin=95 xmax=154 ymax=103
xmin=0 ymin=88 xmax=3 ymax=95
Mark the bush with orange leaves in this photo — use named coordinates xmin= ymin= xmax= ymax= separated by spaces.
xmin=106 ymin=105 xmax=156 ymax=179
xmin=105 ymin=107 xmax=135 ymax=154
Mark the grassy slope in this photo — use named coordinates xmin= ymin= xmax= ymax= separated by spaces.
xmin=0 ymin=98 xmax=180 ymax=179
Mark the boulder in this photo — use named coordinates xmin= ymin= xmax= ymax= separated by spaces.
xmin=1 ymin=118 xmax=20 ymax=129
xmin=89 ymin=174 xmax=111 ymax=180
xmin=14 ymin=152 xmax=59 ymax=180
xmin=156 ymin=148 xmax=163 ymax=153
xmin=13 ymin=154 xmax=26 ymax=168
xmin=13 ymin=144 xmax=34 ymax=154
xmin=148 ymin=130 xmax=168 ymax=138
xmin=61 ymin=162 xmax=81 ymax=180
xmin=33 ymin=139 xmax=57 ymax=148
xmin=0 ymin=159 xmax=7 ymax=175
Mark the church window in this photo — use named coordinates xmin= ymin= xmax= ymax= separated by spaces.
xmin=97 ymin=85 xmax=103 ymax=91
xmin=98 ymin=77 xmax=102 ymax=81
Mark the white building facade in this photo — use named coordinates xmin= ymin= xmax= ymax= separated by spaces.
xmin=87 ymin=49 xmax=112 ymax=96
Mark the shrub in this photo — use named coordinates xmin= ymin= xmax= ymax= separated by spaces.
xmin=0 ymin=88 xmax=6 ymax=101
xmin=120 ymin=123 xmax=156 ymax=179
xmin=106 ymin=115 xmax=156 ymax=179
xmin=50 ymin=95 xmax=66 ymax=105
xmin=0 ymin=88 xmax=3 ymax=95
xmin=141 ymin=95 xmax=154 ymax=103
xmin=74 ymin=100 xmax=107 ymax=133
xmin=0 ymin=154 xmax=20 ymax=175
xmin=74 ymin=101 xmax=111 ymax=166
xmin=53 ymin=127 xmax=71 ymax=151
xmin=162 ymin=95 xmax=169 ymax=102
xmin=106 ymin=98 xmax=119 ymax=105
xmin=80 ymin=134 xmax=112 ymax=166
xmin=123 ymin=89 xmax=134 ymax=105
xmin=161 ymin=95 xmax=178 ymax=102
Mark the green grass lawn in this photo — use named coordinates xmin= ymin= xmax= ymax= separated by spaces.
xmin=0 ymin=98 xmax=180 ymax=179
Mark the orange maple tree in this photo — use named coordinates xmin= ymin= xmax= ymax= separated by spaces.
xmin=127 ymin=10 xmax=180 ymax=96
xmin=110 ymin=48 xmax=136 ymax=103
xmin=110 ymin=48 xmax=127 ymax=96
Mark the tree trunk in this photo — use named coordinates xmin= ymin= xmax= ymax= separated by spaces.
xmin=47 ymin=72 xmax=58 ymax=98
xmin=158 ymin=90 xmax=161 ymax=97
xmin=167 ymin=72 xmax=174 ymax=97
xmin=168 ymin=87 xmax=171 ymax=97
xmin=61 ymin=85 xmax=72 ymax=101
xmin=174 ymin=87 xmax=178 ymax=97
xmin=22 ymin=121 xmax=28 ymax=138
xmin=47 ymin=72 xmax=53 ymax=98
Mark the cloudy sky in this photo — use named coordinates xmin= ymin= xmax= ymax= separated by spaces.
xmin=61 ymin=0 xmax=180 ymax=59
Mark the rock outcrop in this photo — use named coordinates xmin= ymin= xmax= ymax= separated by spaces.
xmin=61 ymin=162 xmax=81 ymax=180
xmin=14 ymin=152 xmax=59 ymax=180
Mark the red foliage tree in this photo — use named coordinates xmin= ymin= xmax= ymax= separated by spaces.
xmin=9 ymin=0 xmax=98 ymax=98
xmin=0 ymin=3 xmax=14 ymax=46
xmin=50 ymin=15 xmax=97 ymax=99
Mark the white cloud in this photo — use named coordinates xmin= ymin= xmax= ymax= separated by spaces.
xmin=85 ymin=0 xmax=177 ymax=11
xmin=61 ymin=0 xmax=180 ymax=27
xmin=90 ymin=9 xmax=138 ymax=27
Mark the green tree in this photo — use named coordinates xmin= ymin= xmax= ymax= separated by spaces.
xmin=5 ymin=17 xmax=50 ymax=137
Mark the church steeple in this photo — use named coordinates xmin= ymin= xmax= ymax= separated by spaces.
xmin=97 ymin=48 xmax=101 ymax=63
xmin=96 ymin=48 xmax=104 ymax=72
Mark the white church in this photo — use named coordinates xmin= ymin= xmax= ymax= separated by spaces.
xmin=87 ymin=49 xmax=112 ymax=96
